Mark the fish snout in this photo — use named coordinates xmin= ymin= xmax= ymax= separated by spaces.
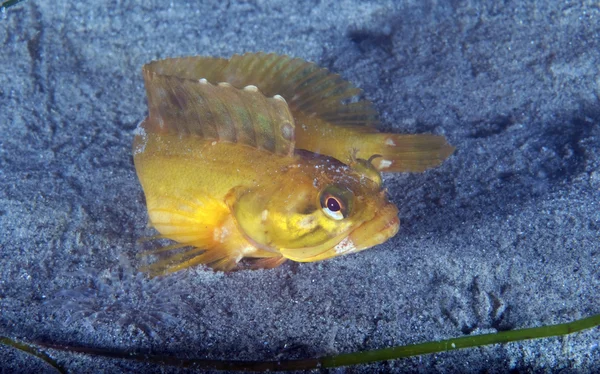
xmin=348 ymin=202 xmax=400 ymax=251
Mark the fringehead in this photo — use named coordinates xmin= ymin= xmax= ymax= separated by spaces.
xmin=133 ymin=53 xmax=454 ymax=275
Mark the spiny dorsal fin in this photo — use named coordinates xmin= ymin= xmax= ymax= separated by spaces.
xmin=144 ymin=53 xmax=379 ymax=128
xmin=142 ymin=62 xmax=295 ymax=156
xmin=222 ymin=53 xmax=379 ymax=128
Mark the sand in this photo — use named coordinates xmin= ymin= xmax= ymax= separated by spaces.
xmin=1 ymin=1 xmax=599 ymax=372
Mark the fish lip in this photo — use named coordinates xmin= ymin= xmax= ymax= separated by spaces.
xmin=348 ymin=202 xmax=400 ymax=251
xmin=276 ymin=203 xmax=399 ymax=263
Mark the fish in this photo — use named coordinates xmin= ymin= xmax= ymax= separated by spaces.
xmin=133 ymin=53 xmax=454 ymax=275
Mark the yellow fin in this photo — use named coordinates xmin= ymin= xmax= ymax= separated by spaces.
xmin=144 ymin=53 xmax=379 ymax=129
xmin=143 ymin=56 xmax=228 ymax=82
xmin=359 ymin=133 xmax=455 ymax=173
xmin=142 ymin=60 xmax=296 ymax=156
xmin=140 ymin=246 xmax=238 ymax=276
xmin=140 ymin=54 xmax=454 ymax=174
xmin=247 ymin=256 xmax=287 ymax=270
xmin=139 ymin=193 xmax=238 ymax=276
xmin=221 ymin=53 xmax=379 ymax=127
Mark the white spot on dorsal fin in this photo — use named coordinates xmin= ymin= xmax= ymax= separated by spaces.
xmin=133 ymin=121 xmax=146 ymax=136
xmin=261 ymin=209 xmax=269 ymax=222
xmin=199 ymin=78 xmax=208 ymax=84
xmin=218 ymin=82 xmax=232 ymax=87
xmin=379 ymin=159 xmax=392 ymax=169
xmin=280 ymin=121 xmax=294 ymax=141
xmin=133 ymin=121 xmax=148 ymax=155
xmin=385 ymin=138 xmax=396 ymax=146
xmin=273 ymin=94 xmax=286 ymax=103
xmin=243 ymin=85 xmax=258 ymax=92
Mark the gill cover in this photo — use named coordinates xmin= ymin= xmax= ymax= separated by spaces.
xmin=227 ymin=182 xmax=352 ymax=250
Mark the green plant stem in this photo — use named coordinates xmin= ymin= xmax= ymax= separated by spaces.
xmin=19 ymin=312 xmax=599 ymax=371
xmin=1 ymin=0 xmax=25 ymax=10
xmin=0 ymin=336 xmax=66 ymax=374
xmin=321 ymin=313 xmax=600 ymax=368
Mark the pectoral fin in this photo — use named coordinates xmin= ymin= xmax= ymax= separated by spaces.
xmin=138 ymin=192 xmax=251 ymax=275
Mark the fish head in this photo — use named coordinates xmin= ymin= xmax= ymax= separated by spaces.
xmin=227 ymin=153 xmax=400 ymax=263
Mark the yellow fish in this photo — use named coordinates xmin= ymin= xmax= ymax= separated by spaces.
xmin=133 ymin=53 xmax=454 ymax=275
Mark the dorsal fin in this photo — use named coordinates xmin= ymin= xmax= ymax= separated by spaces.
xmin=142 ymin=61 xmax=296 ymax=156
xmin=144 ymin=53 xmax=379 ymax=128
xmin=221 ymin=53 xmax=379 ymax=127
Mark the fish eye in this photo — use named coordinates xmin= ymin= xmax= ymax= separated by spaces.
xmin=320 ymin=186 xmax=351 ymax=221
xmin=326 ymin=196 xmax=341 ymax=212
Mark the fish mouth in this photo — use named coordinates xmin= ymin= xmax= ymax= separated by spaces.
xmin=347 ymin=202 xmax=400 ymax=252
xmin=277 ymin=202 xmax=399 ymax=263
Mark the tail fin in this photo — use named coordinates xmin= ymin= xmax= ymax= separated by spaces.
xmin=293 ymin=113 xmax=453 ymax=173
xmin=360 ymin=133 xmax=455 ymax=173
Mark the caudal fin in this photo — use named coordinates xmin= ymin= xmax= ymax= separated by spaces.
xmin=359 ymin=133 xmax=455 ymax=173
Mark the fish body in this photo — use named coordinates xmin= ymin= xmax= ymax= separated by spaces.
xmin=134 ymin=53 xmax=453 ymax=274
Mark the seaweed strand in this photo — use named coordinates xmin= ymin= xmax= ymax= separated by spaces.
xmin=0 ymin=336 xmax=66 ymax=374
xmin=3 ymin=312 xmax=597 ymax=371
xmin=1 ymin=0 xmax=26 ymax=11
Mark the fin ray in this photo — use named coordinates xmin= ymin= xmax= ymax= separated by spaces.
xmin=248 ymin=256 xmax=287 ymax=270
xmin=142 ymin=61 xmax=296 ymax=156
xmin=223 ymin=53 xmax=379 ymax=127
xmin=362 ymin=133 xmax=455 ymax=172
xmin=143 ymin=53 xmax=379 ymax=131
xmin=140 ymin=192 xmax=265 ymax=275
